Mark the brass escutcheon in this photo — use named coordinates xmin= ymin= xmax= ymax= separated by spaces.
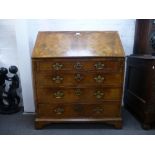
xmin=54 ymin=107 xmax=64 ymax=115
xmin=54 ymin=91 xmax=64 ymax=99
xmin=75 ymin=89 xmax=82 ymax=96
xmin=93 ymin=107 xmax=104 ymax=114
xmin=94 ymin=75 xmax=105 ymax=83
xmin=74 ymin=104 xmax=83 ymax=113
xmin=94 ymin=90 xmax=104 ymax=99
xmin=52 ymin=76 xmax=63 ymax=84
xmin=94 ymin=62 xmax=104 ymax=70
xmin=52 ymin=63 xmax=63 ymax=70
xmin=74 ymin=62 xmax=83 ymax=70
xmin=75 ymin=73 xmax=83 ymax=81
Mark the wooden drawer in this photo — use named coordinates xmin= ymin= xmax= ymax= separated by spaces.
xmin=36 ymin=87 xmax=122 ymax=103
xmin=36 ymin=72 xmax=123 ymax=87
xmin=36 ymin=58 xmax=123 ymax=72
xmin=37 ymin=102 xmax=121 ymax=118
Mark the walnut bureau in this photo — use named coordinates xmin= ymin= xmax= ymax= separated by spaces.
xmin=32 ymin=31 xmax=125 ymax=129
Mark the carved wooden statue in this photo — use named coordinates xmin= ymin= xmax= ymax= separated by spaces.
xmin=0 ymin=66 xmax=20 ymax=114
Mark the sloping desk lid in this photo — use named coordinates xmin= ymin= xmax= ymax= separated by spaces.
xmin=32 ymin=31 xmax=125 ymax=58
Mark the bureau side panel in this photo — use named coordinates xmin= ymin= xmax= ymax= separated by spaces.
xmin=124 ymin=57 xmax=153 ymax=125
xmin=32 ymin=59 xmax=39 ymax=113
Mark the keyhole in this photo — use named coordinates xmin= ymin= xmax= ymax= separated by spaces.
xmin=75 ymin=32 xmax=81 ymax=36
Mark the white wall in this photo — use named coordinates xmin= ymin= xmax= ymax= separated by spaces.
xmin=0 ymin=20 xmax=18 ymax=68
xmin=15 ymin=20 xmax=34 ymax=112
xmin=1 ymin=19 xmax=136 ymax=112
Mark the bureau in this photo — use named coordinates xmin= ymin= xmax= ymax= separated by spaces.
xmin=32 ymin=31 xmax=125 ymax=129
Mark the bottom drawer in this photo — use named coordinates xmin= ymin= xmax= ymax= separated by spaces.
xmin=37 ymin=102 xmax=121 ymax=119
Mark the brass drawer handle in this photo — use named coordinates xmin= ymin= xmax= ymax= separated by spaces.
xmin=94 ymin=75 xmax=104 ymax=83
xmin=54 ymin=91 xmax=64 ymax=99
xmin=93 ymin=107 xmax=104 ymax=114
xmin=94 ymin=90 xmax=104 ymax=99
xmin=75 ymin=73 xmax=83 ymax=81
xmin=94 ymin=62 xmax=104 ymax=70
xmin=52 ymin=63 xmax=63 ymax=70
xmin=74 ymin=62 xmax=83 ymax=70
xmin=54 ymin=107 xmax=64 ymax=115
xmin=52 ymin=76 xmax=63 ymax=84
xmin=75 ymin=89 xmax=82 ymax=96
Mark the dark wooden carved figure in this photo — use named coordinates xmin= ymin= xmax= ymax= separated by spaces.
xmin=0 ymin=68 xmax=8 ymax=108
xmin=0 ymin=66 xmax=20 ymax=114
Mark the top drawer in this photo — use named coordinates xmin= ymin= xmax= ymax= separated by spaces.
xmin=35 ymin=58 xmax=124 ymax=72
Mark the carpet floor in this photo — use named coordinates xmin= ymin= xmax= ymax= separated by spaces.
xmin=0 ymin=108 xmax=155 ymax=135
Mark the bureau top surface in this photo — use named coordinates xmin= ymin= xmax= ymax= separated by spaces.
xmin=32 ymin=31 xmax=125 ymax=58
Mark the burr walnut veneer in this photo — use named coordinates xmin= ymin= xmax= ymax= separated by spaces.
xmin=32 ymin=31 xmax=125 ymax=129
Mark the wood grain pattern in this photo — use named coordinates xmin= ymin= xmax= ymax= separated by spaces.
xmin=36 ymin=102 xmax=121 ymax=118
xmin=32 ymin=31 xmax=125 ymax=58
xmin=35 ymin=58 xmax=123 ymax=72
xmin=36 ymin=72 xmax=123 ymax=87
xmin=32 ymin=31 xmax=125 ymax=129
xmin=36 ymin=87 xmax=122 ymax=103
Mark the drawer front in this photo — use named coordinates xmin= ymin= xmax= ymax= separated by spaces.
xmin=36 ymin=58 xmax=123 ymax=72
xmin=36 ymin=72 xmax=123 ymax=87
xmin=36 ymin=87 xmax=122 ymax=103
xmin=37 ymin=102 xmax=121 ymax=118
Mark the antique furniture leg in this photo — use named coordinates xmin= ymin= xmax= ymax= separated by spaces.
xmin=141 ymin=123 xmax=151 ymax=130
xmin=35 ymin=119 xmax=50 ymax=129
xmin=113 ymin=120 xmax=123 ymax=129
xmin=108 ymin=120 xmax=122 ymax=129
